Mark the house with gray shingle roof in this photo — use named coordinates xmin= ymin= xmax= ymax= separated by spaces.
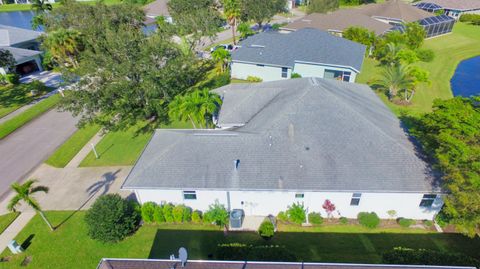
xmin=122 ymin=78 xmax=443 ymax=221
xmin=230 ymin=28 xmax=366 ymax=83
xmin=0 ymin=24 xmax=43 ymax=75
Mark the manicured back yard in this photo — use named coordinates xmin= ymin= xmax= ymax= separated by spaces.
xmin=356 ymin=22 xmax=480 ymax=116
xmin=1 ymin=211 xmax=479 ymax=268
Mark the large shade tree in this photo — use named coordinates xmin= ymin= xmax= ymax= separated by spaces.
xmin=410 ymin=96 xmax=480 ymax=237
xmin=240 ymin=0 xmax=286 ymax=27
xmin=168 ymin=0 xmax=223 ymax=50
xmin=8 ymin=179 xmax=54 ymax=231
xmin=44 ymin=2 xmax=205 ymax=131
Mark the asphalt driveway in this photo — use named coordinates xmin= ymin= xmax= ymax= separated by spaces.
xmin=0 ymin=108 xmax=77 ymax=199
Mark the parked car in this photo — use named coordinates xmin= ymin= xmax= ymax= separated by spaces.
xmin=210 ymin=44 xmax=235 ymax=52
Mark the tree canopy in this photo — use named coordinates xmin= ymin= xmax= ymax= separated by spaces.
xmin=240 ymin=0 xmax=286 ymax=27
xmin=307 ymin=0 xmax=339 ymax=14
xmin=410 ymin=97 xmax=480 ymax=237
xmin=47 ymin=2 xmax=205 ymax=131
xmin=168 ymin=0 xmax=223 ymax=50
xmin=0 ymin=49 xmax=16 ymax=72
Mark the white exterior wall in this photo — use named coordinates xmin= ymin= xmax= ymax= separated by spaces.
xmin=135 ymin=189 xmax=443 ymax=220
xmin=231 ymin=62 xmax=291 ymax=82
xmin=293 ymin=63 xmax=358 ymax=83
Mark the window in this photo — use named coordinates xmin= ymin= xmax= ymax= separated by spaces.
xmin=295 ymin=193 xmax=304 ymax=199
xmin=183 ymin=191 xmax=197 ymax=200
xmin=350 ymin=193 xmax=361 ymax=206
xmin=419 ymin=194 xmax=436 ymax=207
xmin=324 ymin=69 xmax=352 ymax=82
xmin=343 ymin=72 xmax=351 ymax=82
xmin=281 ymin=67 xmax=288 ymax=78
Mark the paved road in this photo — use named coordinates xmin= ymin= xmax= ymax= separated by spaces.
xmin=0 ymin=107 xmax=77 ymax=199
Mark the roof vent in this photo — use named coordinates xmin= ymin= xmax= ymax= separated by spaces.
xmin=234 ymin=159 xmax=240 ymax=170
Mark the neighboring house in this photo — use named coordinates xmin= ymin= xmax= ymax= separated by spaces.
xmin=122 ymin=78 xmax=443 ymax=220
xmin=97 ymin=258 xmax=477 ymax=269
xmin=230 ymin=28 xmax=365 ymax=82
xmin=415 ymin=0 xmax=480 ymax=20
xmin=143 ymin=0 xmax=172 ymax=24
xmin=0 ymin=24 xmax=43 ymax=75
xmin=284 ymin=0 xmax=455 ymax=38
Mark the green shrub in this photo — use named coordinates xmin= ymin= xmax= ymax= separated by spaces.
xmin=163 ymin=203 xmax=174 ymax=223
xmin=286 ymin=203 xmax=306 ymax=224
xmin=84 ymin=194 xmax=140 ymax=243
xmin=277 ymin=211 xmax=288 ymax=222
xmin=398 ymin=218 xmax=415 ymax=228
xmin=153 ymin=205 xmax=165 ymax=223
xmin=140 ymin=202 xmax=157 ymax=223
xmin=416 ymin=48 xmax=435 ymax=62
xmin=173 ymin=204 xmax=186 ymax=222
xmin=246 ymin=76 xmax=262 ymax=82
xmin=183 ymin=206 xmax=192 ymax=222
xmin=203 ymin=201 xmax=229 ymax=227
xmin=308 ymin=212 xmax=323 ymax=225
xmin=459 ymin=14 xmax=480 ymax=25
xmin=423 ymin=220 xmax=433 ymax=227
xmin=216 ymin=243 xmax=297 ymax=261
xmin=258 ymin=220 xmax=275 ymax=238
xmin=357 ymin=212 xmax=380 ymax=228
xmin=291 ymin=73 xmax=302 ymax=78
xmin=191 ymin=210 xmax=203 ymax=223
xmin=5 ymin=73 xmax=19 ymax=85
xmin=435 ymin=208 xmax=452 ymax=228
xmin=382 ymin=247 xmax=480 ymax=268
xmin=339 ymin=217 xmax=348 ymax=224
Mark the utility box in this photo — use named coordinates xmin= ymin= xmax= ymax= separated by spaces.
xmin=230 ymin=209 xmax=244 ymax=228
xmin=7 ymin=240 xmax=23 ymax=254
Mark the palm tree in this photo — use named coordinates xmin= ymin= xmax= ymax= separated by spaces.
xmin=382 ymin=42 xmax=402 ymax=66
xmin=31 ymin=0 xmax=52 ymax=13
xmin=8 ymin=179 xmax=54 ymax=231
xmin=376 ymin=65 xmax=413 ymax=101
xmin=211 ymin=47 xmax=230 ymax=74
xmin=43 ymin=28 xmax=82 ymax=68
xmin=221 ymin=0 xmax=241 ymax=45
xmin=168 ymin=89 xmax=222 ymax=129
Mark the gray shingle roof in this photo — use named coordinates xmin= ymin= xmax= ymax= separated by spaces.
xmin=231 ymin=28 xmax=366 ymax=72
xmin=0 ymin=24 xmax=41 ymax=47
xmin=143 ymin=0 xmax=170 ymax=17
xmin=1 ymin=46 xmax=42 ymax=62
xmin=123 ymin=78 xmax=438 ymax=193
xmin=360 ymin=0 xmax=433 ymax=22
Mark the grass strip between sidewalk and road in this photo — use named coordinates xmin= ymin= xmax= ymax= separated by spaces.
xmin=44 ymin=124 xmax=101 ymax=168
xmin=0 ymin=212 xmax=20 ymax=235
xmin=0 ymin=94 xmax=61 ymax=140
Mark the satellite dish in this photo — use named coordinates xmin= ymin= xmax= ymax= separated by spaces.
xmin=179 ymin=247 xmax=188 ymax=267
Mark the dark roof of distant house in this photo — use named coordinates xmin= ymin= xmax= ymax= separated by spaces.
xmin=417 ymin=0 xmax=480 ymax=10
xmin=283 ymin=9 xmax=393 ymax=35
xmin=1 ymin=46 xmax=42 ymax=62
xmin=122 ymin=78 xmax=439 ymax=193
xmin=0 ymin=24 xmax=41 ymax=46
xmin=231 ymin=28 xmax=365 ymax=72
xmin=359 ymin=0 xmax=433 ymax=22
xmin=143 ymin=0 xmax=170 ymax=17
xmin=97 ymin=259 xmax=477 ymax=269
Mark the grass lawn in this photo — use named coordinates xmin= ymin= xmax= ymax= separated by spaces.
xmin=0 ymin=212 xmax=20 ymax=234
xmin=356 ymin=22 xmax=480 ymax=116
xmin=1 ymin=211 xmax=480 ymax=268
xmin=0 ymin=94 xmax=61 ymax=140
xmin=0 ymin=84 xmax=52 ymax=119
xmin=79 ymin=121 xmax=192 ymax=167
xmin=44 ymin=124 xmax=101 ymax=168
xmin=0 ymin=0 xmax=122 ymax=12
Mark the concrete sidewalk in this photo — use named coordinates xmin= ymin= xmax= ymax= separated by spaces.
xmin=0 ymin=211 xmax=36 ymax=254
xmin=65 ymin=131 xmax=104 ymax=168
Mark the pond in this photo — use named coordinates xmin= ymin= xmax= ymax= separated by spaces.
xmin=450 ymin=56 xmax=480 ymax=97
xmin=0 ymin=10 xmax=42 ymax=31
